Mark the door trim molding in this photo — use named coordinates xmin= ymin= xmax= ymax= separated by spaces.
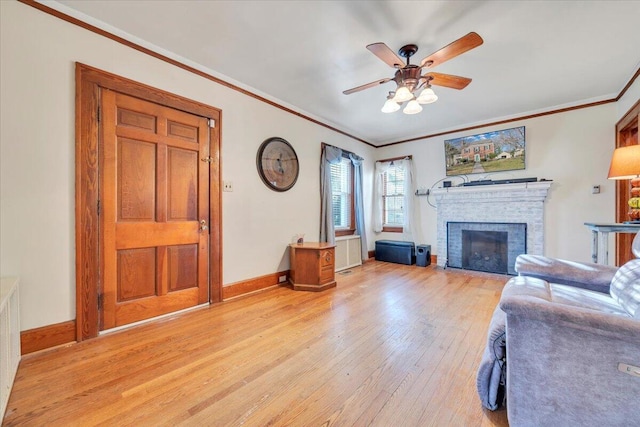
xmin=614 ymin=99 xmax=640 ymax=265
xmin=76 ymin=63 xmax=222 ymax=341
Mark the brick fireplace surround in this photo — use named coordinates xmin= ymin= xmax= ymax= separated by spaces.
xmin=431 ymin=181 xmax=553 ymax=270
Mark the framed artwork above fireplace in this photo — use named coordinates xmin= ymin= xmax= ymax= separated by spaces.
xmin=444 ymin=126 xmax=526 ymax=176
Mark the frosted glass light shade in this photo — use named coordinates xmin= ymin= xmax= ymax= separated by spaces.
xmin=393 ymin=86 xmax=413 ymax=103
xmin=381 ymin=98 xmax=400 ymax=113
xmin=416 ymin=87 xmax=438 ymax=104
xmin=403 ymin=99 xmax=423 ymax=115
xmin=608 ymin=145 xmax=640 ymax=179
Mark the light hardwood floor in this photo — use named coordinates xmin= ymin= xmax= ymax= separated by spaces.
xmin=3 ymin=262 xmax=509 ymax=426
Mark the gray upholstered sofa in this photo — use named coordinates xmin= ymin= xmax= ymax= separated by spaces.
xmin=478 ymin=234 xmax=640 ymax=426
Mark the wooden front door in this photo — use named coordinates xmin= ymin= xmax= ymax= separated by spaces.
xmin=100 ymin=89 xmax=210 ymax=329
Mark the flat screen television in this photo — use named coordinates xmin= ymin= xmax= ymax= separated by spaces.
xmin=444 ymin=126 xmax=525 ymax=176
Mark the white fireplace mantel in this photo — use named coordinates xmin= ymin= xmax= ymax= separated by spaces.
xmin=432 ymin=181 xmax=553 ymax=269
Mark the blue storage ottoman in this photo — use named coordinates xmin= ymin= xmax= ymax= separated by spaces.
xmin=375 ymin=240 xmax=415 ymax=265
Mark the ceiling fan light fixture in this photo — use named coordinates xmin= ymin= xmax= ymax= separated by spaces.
xmin=344 ymin=34 xmax=483 ymax=116
xmin=381 ymin=98 xmax=400 ymax=113
xmin=392 ymin=86 xmax=413 ymax=103
xmin=416 ymin=87 xmax=438 ymax=104
xmin=403 ymin=99 xmax=423 ymax=115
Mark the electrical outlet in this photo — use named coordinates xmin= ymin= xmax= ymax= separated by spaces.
xmin=223 ymin=181 xmax=233 ymax=192
xmin=592 ymin=185 xmax=601 ymax=194
xmin=278 ymin=275 xmax=287 ymax=283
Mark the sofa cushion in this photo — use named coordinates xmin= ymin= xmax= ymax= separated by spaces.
xmin=632 ymin=232 xmax=640 ymax=258
xmin=549 ymin=284 xmax=630 ymax=317
xmin=609 ymin=258 xmax=640 ymax=318
xmin=501 ymin=276 xmax=630 ymax=317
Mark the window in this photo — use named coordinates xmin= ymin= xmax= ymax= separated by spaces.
xmin=330 ymin=156 xmax=354 ymax=234
xmin=382 ymin=164 xmax=405 ymax=232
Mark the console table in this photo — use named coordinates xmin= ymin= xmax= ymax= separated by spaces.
xmin=584 ymin=222 xmax=640 ymax=265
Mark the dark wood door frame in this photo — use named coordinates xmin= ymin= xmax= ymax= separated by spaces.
xmin=75 ymin=63 xmax=222 ymax=341
xmin=614 ymin=98 xmax=639 ymax=266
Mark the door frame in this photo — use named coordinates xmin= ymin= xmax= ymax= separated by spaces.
xmin=75 ymin=63 xmax=222 ymax=341
xmin=614 ymin=99 xmax=640 ymax=265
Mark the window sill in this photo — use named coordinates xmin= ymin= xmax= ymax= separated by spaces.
xmin=335 ymin=229 xmax=356 ymax=237
xmin=382 ymin=226 xmax=403 ymax=233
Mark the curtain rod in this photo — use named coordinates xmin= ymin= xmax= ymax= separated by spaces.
xmin=321 ymin=142 xmax=358 ymax=157
xmin=377 ymin=155 xmax=413 ymax=163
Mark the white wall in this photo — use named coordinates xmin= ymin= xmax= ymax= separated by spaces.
xmin=0 ymin=1 xmax=375 ymax=330
xmin=374 ymin=104 xmax=621 ymax=264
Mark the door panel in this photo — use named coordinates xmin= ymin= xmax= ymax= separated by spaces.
xmin=117 ymin=108 xmax=157 ymax=132
xmin=168 ymin=244 xmax=198 ymax=291
xmin=117 ymin=248 xmax=156 ymax=301
xmin=117 ymin=139 xmax=156 ymax=221
xmin=168 ymin=147 xmax=198 ymax=221
xmin=101 ymin=90 xmax=209 ymax=330
xmin=167 ymin=120 xmax=199 ymax=142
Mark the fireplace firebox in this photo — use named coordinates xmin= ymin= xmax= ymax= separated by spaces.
xmin=447 ymin=222 xmax=526 ymax=275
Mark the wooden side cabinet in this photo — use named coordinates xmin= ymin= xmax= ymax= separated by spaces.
xmin=289 ymin=242 xmax=336 ymax=292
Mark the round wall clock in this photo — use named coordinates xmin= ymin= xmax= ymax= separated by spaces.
xmin=256 ymin=137 xmax=299 ymax=192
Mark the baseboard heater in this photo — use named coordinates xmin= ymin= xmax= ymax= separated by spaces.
xmin=1 ymin=277 xmax=21 ymax=418
xmin=375 ymin=240 xmax=415 ymax=265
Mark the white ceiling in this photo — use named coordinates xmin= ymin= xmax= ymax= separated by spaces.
xmin=48 ymin=0 xmax=640 ymax=146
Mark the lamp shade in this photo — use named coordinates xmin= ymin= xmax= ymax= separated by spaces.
xmin=416 ymin=87 xmax=438 ymax=104
xmin=607 ymin=145 xmax=640 ymax=180
xmin=393 ymin=86 xmax=413 ymax=103
xmin=381 ymin=98 xmax=400 ymax=113
xmin=403 ymin=99 xmax=423 ymax=115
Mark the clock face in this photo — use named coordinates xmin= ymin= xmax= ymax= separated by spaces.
xmin=256 ymin=137 xmax=299 ymax=191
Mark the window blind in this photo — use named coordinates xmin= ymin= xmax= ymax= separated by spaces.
xmin=330 ymin=157 xmax=352 ymax=229
xmin=383 ymin=165 xmax=405 ymax=226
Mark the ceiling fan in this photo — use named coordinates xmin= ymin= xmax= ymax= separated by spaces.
xmin=343 ymin=32 xmax=483 ymax=114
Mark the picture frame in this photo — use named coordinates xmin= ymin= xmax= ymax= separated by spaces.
xmin=444 ymin=126 xmax=526 ymax=176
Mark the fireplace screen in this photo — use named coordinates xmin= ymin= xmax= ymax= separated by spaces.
xmin=447 ymin=222 xmax=526 ymax=275
xmin=462 ymin=230 xmax=508 ymax=274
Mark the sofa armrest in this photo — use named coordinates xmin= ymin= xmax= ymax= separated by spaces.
xmin=499 ymin=277 xmax=640 ymax=426
xmin=514 ymin=254 xmax=617 ymax=293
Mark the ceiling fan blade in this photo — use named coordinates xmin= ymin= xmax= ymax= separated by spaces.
xmin=343 ymin=78 xmax=392 ymax=95
xmin=423 ymin=72 xmax=472 ymax=90
xmin=420 ymin=32 xmax=483 ymax=68
xmin=366 ymin=43 xmax=405 ymax=68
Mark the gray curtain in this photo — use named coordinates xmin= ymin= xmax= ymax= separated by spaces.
xmin=349 ymin=153 xmax=369 ymax=260
xmin=319 ymin=145 xmax=343 ymax=244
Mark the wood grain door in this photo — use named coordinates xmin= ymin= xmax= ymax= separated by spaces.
xmin=100 ymin=89 xmax=210 ymax=329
